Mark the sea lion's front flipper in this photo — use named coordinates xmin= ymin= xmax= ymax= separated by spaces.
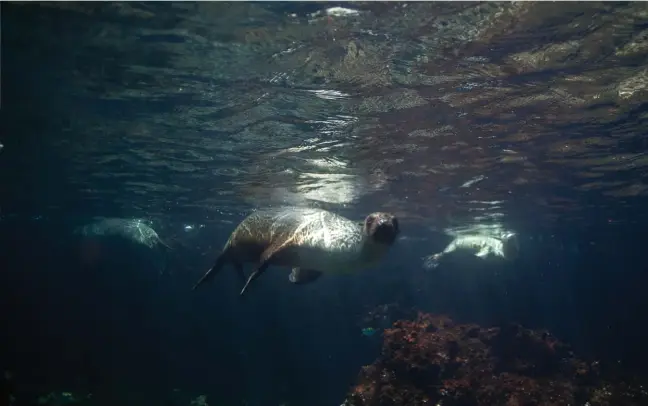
xmin=240 ymin=262 xmax=269 ymax=296
xmin=289 ymin=268 xmax=323 ymax=285
xmin=192 ymin=253 xmax=228 ymax=290
xmin=476 ymin=247 xmax=490 ymax=258
xmin=239 ymin=241 xmax=291 ymax=296
xmin=158 ymin=237 xmax=173 ymax=250
xmin=423 ymin=253 xmax=442 ymax=270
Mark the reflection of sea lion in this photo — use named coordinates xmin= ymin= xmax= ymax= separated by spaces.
xmin=192 ymin=207 xmax=400 ymax=296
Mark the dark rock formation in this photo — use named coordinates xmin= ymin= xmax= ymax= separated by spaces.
xmin=344 ymin=312 xmax=647 ymax=406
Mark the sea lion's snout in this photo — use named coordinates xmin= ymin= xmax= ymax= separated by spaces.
xmin=365 ymin=212 xmax=399 ymax=245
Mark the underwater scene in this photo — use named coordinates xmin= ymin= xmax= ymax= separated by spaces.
xmin=2 ymin=1 xmax=648 ymax=405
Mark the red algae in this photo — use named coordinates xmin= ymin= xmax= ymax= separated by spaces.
xmin=344 ymin=312 xmax=647 ymax=406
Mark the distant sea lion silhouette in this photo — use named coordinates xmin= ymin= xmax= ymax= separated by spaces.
xmin=76 ymin=217 xmax=171 ymax=272
xmin=77 ymin=218 xmax=171 ymax=250
xmin=192 ymin=207 xmax=400 ymax=296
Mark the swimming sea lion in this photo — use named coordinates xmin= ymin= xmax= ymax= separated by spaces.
xmin=75 ymin=217 xmax=171 ymax=272
xmin=423 ymin=231 xmax=519 ymax=270
xmin=77 ymin=218 xmax=171 ymax=250
xmin=192 ymin=207 xmax=400 ymax=296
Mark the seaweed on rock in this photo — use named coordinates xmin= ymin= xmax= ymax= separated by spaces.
xmin=344 ymin=312 xmax=647 ymax=406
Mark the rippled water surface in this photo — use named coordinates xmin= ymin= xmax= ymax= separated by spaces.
xmin=2 ymin=2 xmax=648 ymax=405
xmin=3 ymin=1 xmax=647 ymax=233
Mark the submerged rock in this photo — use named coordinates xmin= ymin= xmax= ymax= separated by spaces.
xmin=343 ymin=312 xmax=648 ymax=406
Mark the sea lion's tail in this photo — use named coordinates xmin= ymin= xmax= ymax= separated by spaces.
xmin=192 ymin=254 xmax=227 ymax=290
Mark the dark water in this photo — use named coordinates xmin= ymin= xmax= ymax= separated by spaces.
xmin=1 ymin=1 xmax=647 ymax=405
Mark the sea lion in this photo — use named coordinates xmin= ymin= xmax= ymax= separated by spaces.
xmin=423 ymin=231 xmax=519 ymax=270
xmin=192 ymin=207 xmax=400 ymax=296
xmin=75 ymin=217 xmax=171 ymax=272
xmin=76 ymin=218 xmax=171 ymax=250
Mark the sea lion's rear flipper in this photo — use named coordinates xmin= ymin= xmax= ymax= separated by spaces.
xmin=289 ymin=268 xmax=323 ymax=285
xmin=192 ymin=253 xmax=228 ymax=290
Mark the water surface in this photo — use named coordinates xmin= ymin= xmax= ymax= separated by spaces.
xmin=1 ymin=2 xmax=647 ymax=405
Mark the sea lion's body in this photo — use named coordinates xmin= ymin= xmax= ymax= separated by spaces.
xmin=77 ymin=218 xmax=169 ymax=250
xmin=76 ymin=217 xmax=171 ymax=273
xmin=193 ymin=207 xmax=399 ymax=295
xmin=443 ymin=235 xmax=506 ymax=258
xmin=423 ymin=232 xmax=519 ymax=270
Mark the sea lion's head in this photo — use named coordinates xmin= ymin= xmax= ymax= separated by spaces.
xmin=501 ymin=231 xmax=520 ymax=260
xmin=363 ymin=212 xmax=399 ymax=245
